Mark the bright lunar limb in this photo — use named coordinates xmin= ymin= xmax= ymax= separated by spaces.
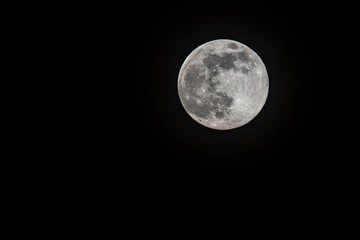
xmin=178 ymin=39 xmax=269 ymax=130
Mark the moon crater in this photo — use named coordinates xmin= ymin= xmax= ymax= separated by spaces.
xmin=178 ymin=39 xmax=269 ymax=130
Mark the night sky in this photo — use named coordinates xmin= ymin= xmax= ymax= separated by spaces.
xmin=110 ymin=3 xmax=339 ymax=196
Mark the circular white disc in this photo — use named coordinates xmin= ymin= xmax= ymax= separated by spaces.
xmin=178 ymin=39 xmax=269 ymax=130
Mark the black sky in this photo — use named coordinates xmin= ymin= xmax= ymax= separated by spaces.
xmin=110 ymin=3 xmax=339 ymax=196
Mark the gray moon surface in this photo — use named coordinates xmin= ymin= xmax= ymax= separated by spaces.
xmin=178 ymin=39 xmax=269 ymax=130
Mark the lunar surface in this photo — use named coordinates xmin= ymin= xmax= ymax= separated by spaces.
xmin=178 ymin=39 xmax=269 ymax=130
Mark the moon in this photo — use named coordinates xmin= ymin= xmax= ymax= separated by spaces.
xmin=178 ymin=39 xmax=269 ymax=130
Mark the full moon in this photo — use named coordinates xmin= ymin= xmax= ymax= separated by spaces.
xmin=178 ymin=39 xmax=269 ymax=130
